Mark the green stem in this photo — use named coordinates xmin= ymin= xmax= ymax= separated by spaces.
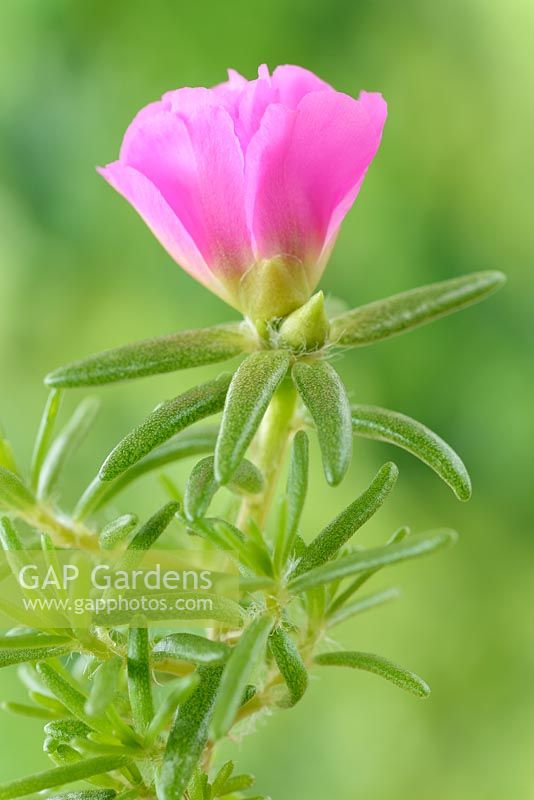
xmin=237 ymin=377 xmax=298 ymax=531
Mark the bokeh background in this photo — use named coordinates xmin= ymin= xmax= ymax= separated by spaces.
xmin=0 ymin=1 xmax=533 ymax=798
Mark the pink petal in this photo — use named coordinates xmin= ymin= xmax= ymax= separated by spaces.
xmin=98 ymin=161 xmax=233 ymax=304
xmin=245 ymin=89 xmax=387 ymax=280
xmin=118 ymin=93 xmax=253 ymax=279
xmin=271 ymin=64 xmax=332 ymax=109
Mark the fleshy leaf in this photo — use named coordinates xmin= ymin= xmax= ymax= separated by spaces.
xmin=330 ymin=271 xmax=506 ymax=347
xmin=37 ymin=398 xmax=100 ymax=499
xmin=99 ymin=514 xmax=138 ymax=550
xmin=184 ymin=456 xmax=263 ymax=521
xmin=145 ymin=674 xmax=199 ymax=746
xmin=45 ymin=323 xmax=254 ymax=387
xmin=30 ymin=389 xmax=63 ymax=490
xmin=35 ymin=663 xmax=108 ymax=734
xmin=100 ymin=375 xmax=231 ymax=481
xmin=158 ymin=666 xmax=223 ymax=800
xmin=351 ymin=404 xmax=471 ymax=500
xmin=215 ymin=351 xmax=291 ymax=485
xmin=274 ymin=430 xmax=309 ymax=571
xmin=314 ymin=650 xmax=430 ymax=697
xmin=127 ymin=627 xmax=154 ymax=734
xmin=85 ymin=657 xmax=122 ymax=717
xmin=0 ymin=646 xmax=72 ymax=669
xmin=210 ymin=615 xmax=273 ymax=740
xmin=288 ymin=529 xmax=457 ymax=593
xmin=153 ymin=633 xmax=230 ymax=666
xmin=327 ymin=587 xmax=400 ymax=628
xmin=127 ymin=502 xmax=179 ymax=551
xmin=292 ymin=361 xmax=352 ymax=486
xmin=269 ymin=626 xmax=308 ymax=707
xmin=0 ymin=468 xmax=36 ymax=511
xmin=0 ymin=756 xmax=130 ymax=800
xmin=294 ymin=462 xmax=398 ymax=575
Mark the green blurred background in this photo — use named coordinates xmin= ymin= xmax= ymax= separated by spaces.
xmin=0 ymin=1 xmax=532 ymax=797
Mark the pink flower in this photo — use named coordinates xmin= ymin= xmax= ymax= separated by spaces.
xmin=99 ymin=65 xmax=386 ymax=321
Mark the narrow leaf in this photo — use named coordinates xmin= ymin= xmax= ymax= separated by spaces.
xmin=35 ymin=663 xmax=107 ymax=733
xmin=127 ymin=627 xmax=153 ymax=734
xmin=85 ymin=657 xmax=122 ymax=717
xmin=274 ymin=431 xmax=309 ymax=571
xmin=0 ymin=429 xmax=17 ymax=474
xmin=0 ymin=468 xmax=35 ymax=511
xmin=184 ymin=456 xmax=263 ymax=521
xmin=0 ymin=633 xmax=71 ymax=649
xmin=30 ymin=389 xmax=63 ymax=490
xmin=330 ymin=271 xmax=506 ymax=347
xmin=100 ymin=374 xmax=231 ymax=481
xmin=315 ymin=650 xmax=430 ymax=697
xmin=38 ymin=398 xmax=100 ymax=499
xmin=0 ymin=646 xmax=72 ymax=669
xmin=294 ymin=462 xmax=398 ymax=575
xmin=327 ymin=587 xmax=400 ymax=628
xmin=158 ymin=666 xmax=223 ymax=800
xmin=215 ymin=351 xmax=290 ymax=485
xmin=47 ymin=793 xmax=116 ymax=800
xmin=0 ymin=701 xmax=60 ymax=720
xmin=127 ymin=502 xmax=179 ymax=551
xmin=211 ymin=615 xmax=273 ymax=739
xmin=99 ymin=514 xmax=138 ymax=550
xmin=75 ymin=428 xmax=217 ymax=520
xmin=0 ymin=755 xmax=130 ymax=800
xmin=44 ymin=719 xmax=92 ymax=743
xmin=288 ymin=529 xmax=458 ymax=593
xmin=210 ymin=762 xmax=234 ymax=797
xmin=153 ymin=633 xmax=230 ymax=666
xmin=144 ymin=674 xmax=199 ymax=746
xmin=269 ymin=626 xmax=308 ymax=707
xmin=351 ymin=404 xmax=471 ymax=500
xmin=218 ymin=774 xmax=255 ymax=794
xmin=292 ymin=361 xmax=352 ymax=486
xmin=45 ymin=323 xmax=253 ymax=387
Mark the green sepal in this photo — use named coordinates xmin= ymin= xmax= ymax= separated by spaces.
xmin=184 ymin=456 xmax=263 ymax=521
xmin=157 ymin=666 xmax=223 ymax=800
xmin=127 ymin=627 xmax=154 ymax=734
xmin=351 ymin=404 xmax=471 ymax=500
xmin=277 ymin=291 xmax=330 ymax=351
xmin=215 ymin=351 xmax=291 ymax=485
xmin=330 ymin=270 xmax=506 ymax=347
xmin=294 ymin=462 xmax=398 ymax=575
xmin=268 ymin=626 xmax=308 ymax=707
xmin=292 ymin=361 xmax=352 ymax=486
xmin=0 ymin=755 xmax=130 ymax=800
xmin=210 ymin=615 xmax=273 ymax=740
xmin=153 ymin=633 xmax=230 ymax=666
xmin=288 ymin=528 xmax=457 ymax=593
xmin=100 ymin=375 xmax=231 ymax=481
xmin=314 ymin=650 xmax=430 ymax=698
xmin=45 ymin=323 xmax=254 ymax=387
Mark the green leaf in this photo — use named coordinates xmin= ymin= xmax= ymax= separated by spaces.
xmin=75 ymin=428 xmax=217 ymax=520
xmin=268 ymin=626 xmax=308 ymax=707
xmin=215 ymin=351 xmax=291 ymax=485
xmin=47 ymin=793 xmax=117 ymax=800
xmin=30 ymin=389 xmax=63 ymax=490
xmin=210 ymin=762 xmax=234 ymax=797
xmin=327 ymin=587 xmax=400 ymax=628
xmin=314 ymin=650 xmax=430 ymax=698
xmin=351 ymin=404 xmax=471 ymax=500
xmin=0 ymin=646 xmax=72 ymax=669
xmin=45 ymin=323 xmax=254 ymax=387
xmin=294 ymin=462 xmax=398 ymax=575
xmin=288 ymin=529 xmax=457 ymax=593
xmin=274 ymin=431 xmax=309 ymax=571
xmin=0 ymin=701 xmax=60 ymax=720
xmin=100 ymin=374 xmax=231 ymax=481
xmin=184 ymin=456 xmax=263 ymax=521
xmin=217 ymin=773 xmax=255 ymax=794
xmin=153 ymin=633 xmax=230 ymax=666
xmin=127 ymin=627 xmax=153 ymax=734
xmin=292 ymin=361 xmax=352 ymax=486
xmin=44 ymin=719 xmax=92 ymax=743
xmin=0 ymin=468 xmax=36 ymax=511
xmin=99 ymin=514 xmax=138 ymax=550
xmin=144 ymin=674 xmax=199 ymax=746
xmin=0 ymin=633 xmax=71 ymax=649
xmin=35 ymin=663 xmax=108 ymax=734
xmin=85 ymin=657 xmax=122 ymax=717
xmin=158 ymin=666 xmax=223 ymax=800
xmin=0 ymin=429 xmax=17 ymax=474
xmin=127 ymin=502 xmax=179 ymax=551
xmin=328 ymin=526 xmax=409 ymax=613
xmin=210 ymin=615 xmax=273 ymax=740
xmin=0 ymin=755 xmax=130 ymax=800
xmin=330 ymin=271 xmax=506 ymax=348
xmin=37 ymin=398 xmax=100 ymax=499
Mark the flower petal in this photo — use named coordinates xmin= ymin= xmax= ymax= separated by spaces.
xmin=98 ymin=161 xmax=233 ymax=304
xmin=245 ymin=89 xmax=387 ymax=282
xmin=271 ymin=64 xmax=332 ymax=108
